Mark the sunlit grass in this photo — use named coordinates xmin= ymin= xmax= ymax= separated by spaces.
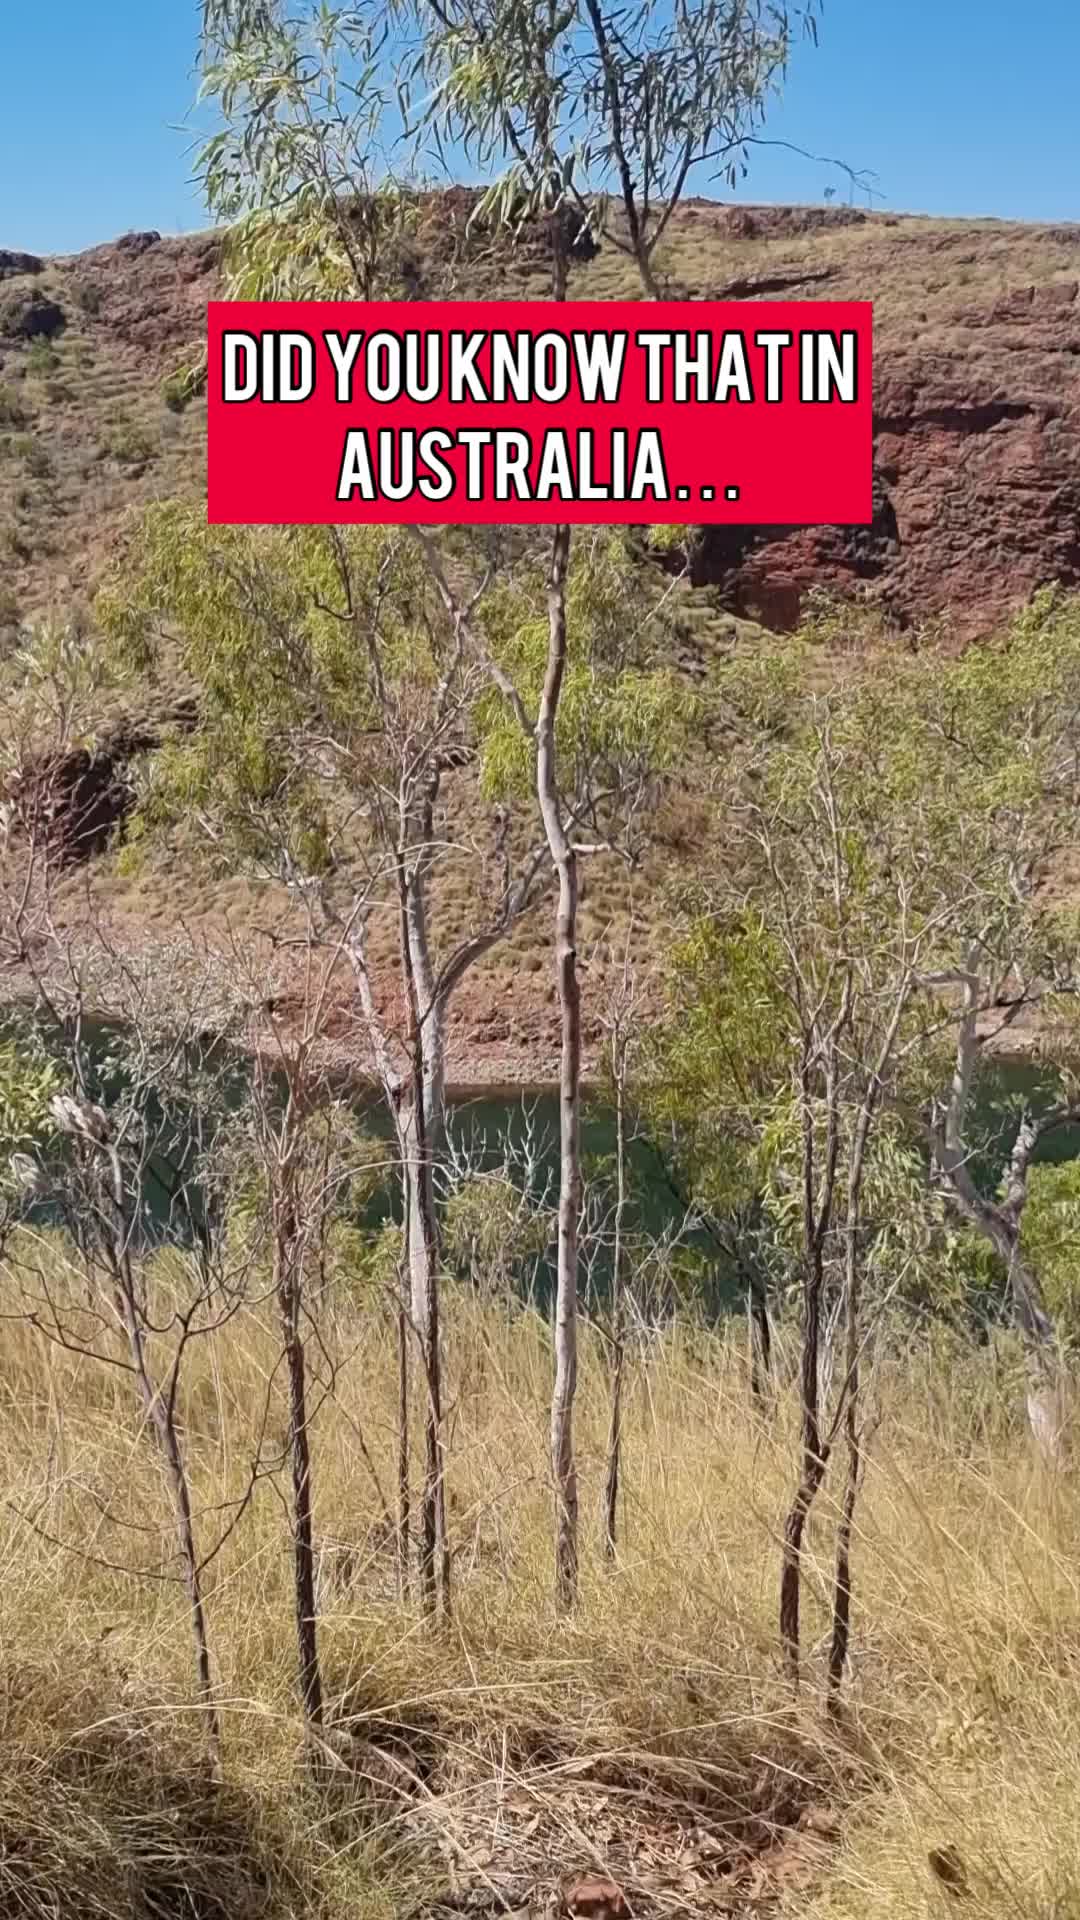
xmin=0 ymin=1228 xmax=1076 ymax=1914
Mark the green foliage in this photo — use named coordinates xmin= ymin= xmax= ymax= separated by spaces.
xmin=444 ymin=1171 xmax=553 ymax=1290
xmin=399 ymin=0 xmax=818 ymax=275
xmin=96 ymin=507 xmax=457 ymax=879
xmin=0 ymin=610 xmax=120 ymax=779
xmin=24 ymin=338 xmax=60 ymax=379
xmin=162 ymin=368 xmax=196 ymax=414
xmin=197 ymin=1 xmax=406 ymax=302
xmin=637 ymin=911 xmax=789 ymax=1217
xmin=0 ymin=384 xmax=27 ymax=429
xmin=476 ymin=530 xmax=696 ymax=809
xmin=220 ymin=1098 xmax=387 ymax=1292
xmin=0 ymin=1029 xmax=60 ymax=1181
xmin=640 ymin=595 xmax=1080 ymax=1322
xmin=99 ymin=507 xmax=691 ymax=888
xmin=645 ymin=524 xmax=688 ymax=556
xmin=102 ymin=419 xmax=156 ymax=467
xmin=1020 ymin=1159 xmax=1080 ymax=1343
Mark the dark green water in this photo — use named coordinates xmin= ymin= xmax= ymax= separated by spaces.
xmin=11 ymin=1012 xmax=1080 ymax=1302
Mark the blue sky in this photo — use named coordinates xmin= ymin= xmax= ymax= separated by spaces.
xmin=3 ymin=0 xmax=1080 ymax=254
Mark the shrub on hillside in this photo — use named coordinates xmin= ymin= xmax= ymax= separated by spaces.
xmin=102 ymin=420 xmax=157 ymax=468
xmin=0 ymin=288 xmax=66 ymax=341
xmin=25 ymin=338 xmax=60 ymax=378
xmin=162 ymin=360 xmax=207 ymax=414
xmin=73 ymin=279 xmax=104 ymax=316
xmin=0 ymin=382 xmax=27 ymax=428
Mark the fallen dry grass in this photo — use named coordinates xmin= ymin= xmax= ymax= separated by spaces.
xmin=0 ymin=1228 xmax=1076 ymax=1916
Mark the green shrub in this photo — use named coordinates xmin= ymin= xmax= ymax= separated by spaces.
xmin=162 ymin=369 xmax=194 ymax=414
xmin=103 ymin=420 xmax=157 ymax=467
xmin=0 ymin=383 xmax=27 ymax=428
xmin=73 ymin=280 xmax=103 ymax=316
xmin=1020 ymin=1159 xmax=1080 ymax=1344
xmin=22 ymin=440 xmax=52 ymax=480
xmin=25 ymin=337 xmax=60 ymax=377
xmin=162 ymin=360 xmax=206 ymax=414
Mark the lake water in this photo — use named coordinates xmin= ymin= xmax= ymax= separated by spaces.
xmin=12 ymin=1014 xmax=1080 ymax=1304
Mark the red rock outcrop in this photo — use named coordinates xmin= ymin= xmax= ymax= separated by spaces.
xmin=687 ymin=276 xmax=1080 ymax=636
xmin=6 ymin=200 xmax=1080 ymax=644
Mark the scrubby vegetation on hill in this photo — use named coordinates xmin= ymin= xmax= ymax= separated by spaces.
xmin=4 ymin=2 xmax=1080 ymax=1917
xmin=0 ymin=1238 xmax=1078 ymax=1920
xmin=5 ymin=579 xmax=1080 ymax=1918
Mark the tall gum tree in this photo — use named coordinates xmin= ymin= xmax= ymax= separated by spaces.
xmin=642 ymin=600 xmax=1080 ymax=1683
xmin=399 ymin=0 xmax=820 ymax=294
xmin=97 ymin=515 xmax=549 ymax=1616
xmin=195 ymin=0 xmax=814 ymax=1610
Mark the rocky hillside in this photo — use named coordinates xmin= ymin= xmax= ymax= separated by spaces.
xmin=3 ymin=198 xmax=1080 ymax=1083
xmin=3 ymin=199 xmax=1080 ymax=640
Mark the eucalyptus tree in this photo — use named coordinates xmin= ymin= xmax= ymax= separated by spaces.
xmin=645 ymin=594 xmax=1080 ymax=1690
xmin=400 ymin=0 xmax=820 ymax=295
xmin=98 ymin=509 xmax=685 ymax=1614
xmin=99 ymin=511 xmax=544 ymax=1617
xmin=194 ymin=0 xmax=809 ymax=1614
xmin=0 ymin=869 xmax=261 ymax=1762
xmin=391 ymin=0 xmax=817 ymax=1611
xmin=453 ymin=527 xmax=692 ymax=1605
xmin=197 ymin=0 xmax=401 ymax=301
xmin=594 ymin=930 xmax=645 ymax=1559
xmin=647 ymin=647 xmax=937 ymax=1691
xmin=898 ymin=591 xmax=1080 ymax=1463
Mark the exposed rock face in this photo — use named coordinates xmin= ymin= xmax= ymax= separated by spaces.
xmin=687 ymin=278 xmax=1080 ymax=636
xmin=2 ymin=700 xmax=198 ymax=865
xmin=69 ymin=230 xmax=221 ymax=354
xmin=6 ymin=200 xmax=1080 ymax=647
xmin=0 ymin=289 xmax=66 ymax=340
xmin=115 ymin=230 xmax=162 ymax=255
xmin=0 ymin=250 xmax=43 ymax=280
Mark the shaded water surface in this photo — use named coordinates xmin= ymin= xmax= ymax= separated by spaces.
xmin=14 ymin=1016 xmax=1080 ymax=1305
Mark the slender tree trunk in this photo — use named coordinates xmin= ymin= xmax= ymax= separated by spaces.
xmin=536 ymin=520 xmax=580 ymax=1611
xmin=102 ymin=1146 xmax=221 ymax=1763
xmin=828 ymin=984 xmax=912 ymax=1709
xmin=779 ymin=1017 xmax=846 ymax=1685
xmin=534 ymin=194 xmax=581 ymax=1610
xmin=577 ymin=0 xmax=662 ymax=297
xmin=827 ymin=1163 xmax=868 ymax=1713
xmin=778 ymin=1238 xmax=829 ymax=1686
xmin=827 ymin=1389 xmax=860 ymax=1712
xmin=398 ymin=878 xmax=451 ymax=1623
xmin=736 ymin=1211 xmax=772 ymax=1409
xmin=1011 ymin=1258 xmax=1067 ymax=1465
xmin=396 ymin=1207 xmax=412 ymax=1602
xmin=272 ymin=1163 xmax=322 ymax=1728
xmin=750 ymin=1286 xmax=773 ymax=1408
xmin=994 ymin=1231 xmax=1064 ymax=1463
xmin=603 ymin=1045 xmax=627 ymax=1559
xmin=932 ymin=988 xmax=1068 ymax=1464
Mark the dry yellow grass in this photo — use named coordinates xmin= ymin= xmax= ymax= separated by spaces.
xmin=0 ymin=1229 xmax=1077 ymax=1917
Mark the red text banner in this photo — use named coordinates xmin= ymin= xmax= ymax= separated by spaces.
xmin=208 ymin=299 xmax=873 ymax=527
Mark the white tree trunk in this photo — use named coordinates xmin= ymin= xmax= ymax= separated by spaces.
xmin=536 ymin=522 xmax=581 ymax=1611
xmin=931 ymin=966 xmax=1067 ymax=1464
xmin=398 ymin=868 xmax=451 ymax=1619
